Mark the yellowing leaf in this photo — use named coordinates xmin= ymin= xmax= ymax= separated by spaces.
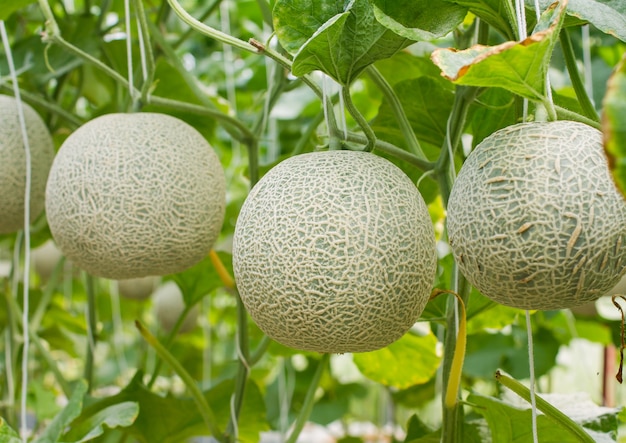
xmin=603 ymin=52 xmax=626 ymax=197
xmin=431 ymin=0 xmax=567 ymax=102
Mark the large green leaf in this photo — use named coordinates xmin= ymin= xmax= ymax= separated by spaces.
xmin=64 ymin=402 xmax=139 ymax=442
xmin=33 ymin=380 xmax=88 ymax=443
xmin=371 ymin=0 xmax=467 ymax=41
xmin=528 ymin=0 xmax=626 ymax=41
xmin=371 ymin=76 xmax=455 ymax=153
xmin=431 ymin=0 xmax=567 ymax=102
xmin=273 ymin=0 xmax=412 ymax=84
xmin=353 ymin=331 xmax=441 ymax=389
xmin=603 ymin=53 xmax=626 ymax=196
xmin=464 ymin=327 xmax=560 ymax=379
xmin=469 ymin=392 xmax=618 ymax=442
xmin=78 ymin=372 xmax=268 ymax=443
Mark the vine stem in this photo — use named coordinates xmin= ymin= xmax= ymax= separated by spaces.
xmin=84 ymin=274 xmax=97 ymax=391
xmin=131 ymin=0 xmax=156 ymax=103
xmin=495 ymin=371 xmax=596 ymax=443
xmin=165 ymin=0 xmax=257 ymax=53
xmin=365 ymin=66 xmax=427 ymax=160
xmin=559 ymin=28 xmax=599 ymax=121
xmin=341 ymin=85 xmax=376 ymax=151
xmin=146 ymin=300 xmax=199 ymax=389
xmin=285 ymin=354 xmax=330 ymax=443
xmin=136 ymin=320 xmax=225 ymax=441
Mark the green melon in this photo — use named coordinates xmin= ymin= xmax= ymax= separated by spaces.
xmin=232 ymin=150 xmax=437 ymax=354
xmin=447 ymin=121 xmax=626 ymax=310
xmin=45 ymin=113 xmax=226 ymax=280
xmin=0 ymin=95 xmax=55 ymax=234
xmin=153 ymin=281 xmax=199 ymax=333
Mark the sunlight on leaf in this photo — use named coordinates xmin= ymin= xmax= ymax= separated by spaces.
xmin=274 ymin=0 xmax=411 ymax=84
xmin=371 ymin=0 xmax=467 ymax=41
xmin=353 ymin=331 xmax=441 ymax=389
xmin=431 ymin=0 xmax=567 ymax=102
xmin=603 ymin=53 xmax=626 ymax=197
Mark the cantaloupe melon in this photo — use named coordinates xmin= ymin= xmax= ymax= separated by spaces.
xmin=447 ymin=121 xmax=626 ymax=310
xmin=232 ymin=150 xmax=437 ymax=353
xmin=118 ymin=276 xmax=159 ymax=300
xmin=153 ymin=281 xmax=199 ymax=333
xmin=0 ymin=95 xmax=55 ymax=234
xmin=45 ymin=113 xmax=226 ymax=280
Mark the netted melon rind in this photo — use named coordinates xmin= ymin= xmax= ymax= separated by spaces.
xmin=447 ymin=121 xmax=626 ymax=310
xmin=45 ymin=113 xmax=226 ymax=280
xmin=232 ymin=150 xmax=437 ymax=354
xmin=0 ymin=95 xmax=55 ymax=234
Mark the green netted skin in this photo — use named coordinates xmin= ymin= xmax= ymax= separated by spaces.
xmin=45 ymin=113 xmax=226 ymax=280
xmin=232 ymin=151 xmax=437 ymax=354
xmin=447 ymin=121 xmax=626 ymax=310
xmin=0 ymin=95 xmax=55 ymax=234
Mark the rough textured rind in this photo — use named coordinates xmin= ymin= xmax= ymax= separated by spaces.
xmin=45 ymin=113 xmax=226 ymax=279
xmin=0 ymin=95 xmax=55 ymax=234
xmin=232 ymin=150 xmax=437 ymax=354
xmin=447 ymin=121 xmax=626 ymax=310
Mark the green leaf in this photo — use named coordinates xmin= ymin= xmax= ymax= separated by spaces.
xmin=528 ymin=0 xmax=626 ymax=42
xmin=469 ymin=393 xmax=578 ymax=442
xmin=431 ymin=1 xmax=567 ymax=102
xmin=33 ymin=380 xmax=88 ymax=443
xmin=371 ymin=76 xmax=455 ymax=153
xmin=63 ymin=402 xmax=139 ymax=442
xmin=603 ymin=53 xmax=626 ymax=197
xmin=0 ymin=418 xmax=21 ymax=443
xmin=370 ymin=0 xmax=467 ymax=41
xmin=78 ymin=372 xmax=268 ymax=443
xmin=273 ymin=0 xmax=412 ymax=84
xmin=469 ymin=392 xmax=619 ymax=442
xmin=0 ymin=0 xmax=37 ymax=20
xmin=469 ymin=88 xmax=517 ymax=147
xmin=353 ymin=331 xmax=441 ymax=389
xmin=168 ymin=251 xmax=233 ymax=306
xmin=464 ymin=327 xmax=560 ymax=379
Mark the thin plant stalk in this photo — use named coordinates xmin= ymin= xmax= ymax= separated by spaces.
xmin=136 ymin=320 xmax=225 ymax=441
xmin=365 ymin=65 xmax=427 ymax=160
xmin=84 ymin=274 xmax=97 ymax=391
xmin=559 ymin=29 xmax=599 ymax=121
xmin=147 ymin=301 xmax=200 ymax=388
xmin=496 ymin=371 xmax=596 ymax=443
xmin=285 ymin=354 xmax=330 ymax=443
xmin=341 ymin=85 xmax=376 ymax=151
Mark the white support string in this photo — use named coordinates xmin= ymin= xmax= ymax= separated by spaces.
xmin=581 ymin=24 xmax=594 ymax=105
xmin=337 ymin=82 xmax=347 ymax=140
xmin=1 ymin=19 xmax=33 ymax=442
xmin=514 ymin=1 xmax=540 ymax=441
xmin=124 ymin=0 xmax=135 ymax=103
xmin=322 ymin=75 xmax=331 ymax=142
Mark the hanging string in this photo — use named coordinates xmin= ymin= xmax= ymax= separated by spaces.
xmin=220 ymin=0 xmax=241 ymax=160
xmin=1 ymin=19 xmax=33 ymax=443
xmin=337 ymin=82 xmax=348 ymax=140
xmin=124 ymin=0 xmax=135 ymax=103
xmin=514 ymin=1 xmax=540 ymax=440
xmin=581 ymin=25 xmax=594 ymax=105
